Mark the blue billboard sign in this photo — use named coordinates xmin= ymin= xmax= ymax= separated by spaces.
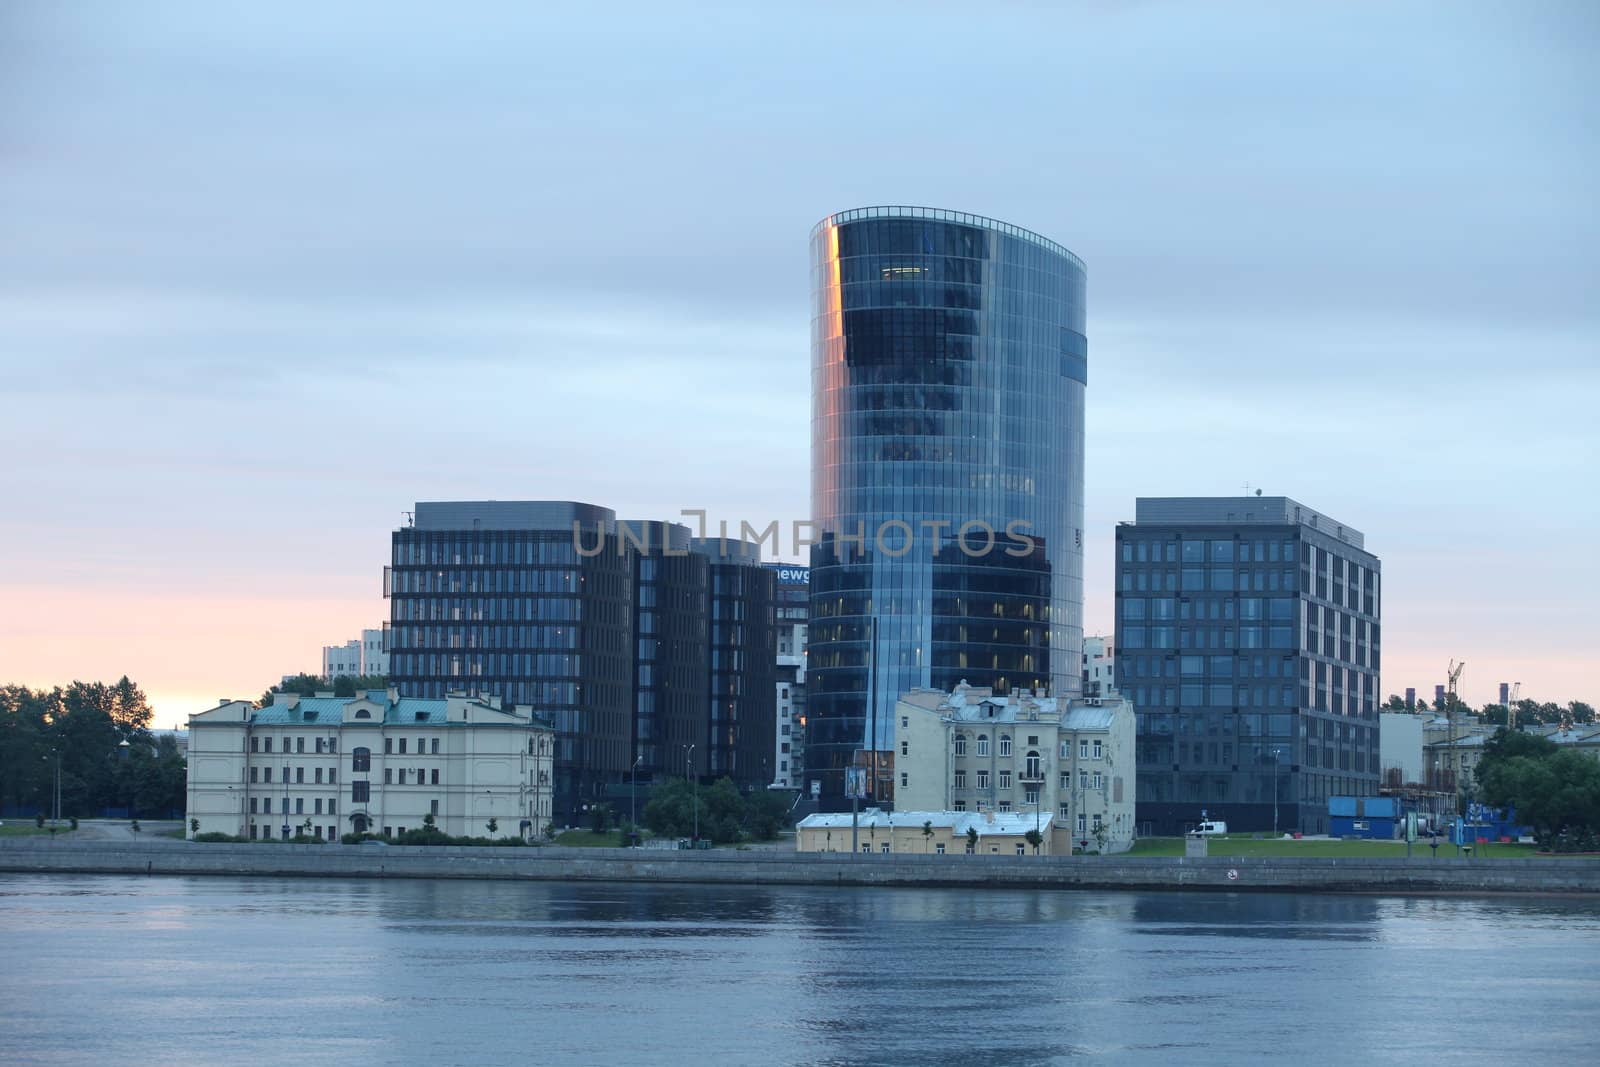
xmin=765 ymin=564 xmax=810 ymax=585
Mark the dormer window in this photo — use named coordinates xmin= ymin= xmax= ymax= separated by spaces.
xmin=354 ymin=709 xmax=371 ymax=719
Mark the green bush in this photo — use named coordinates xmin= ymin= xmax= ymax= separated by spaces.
xmin=191 ymin=832 xmax=243 ymax=843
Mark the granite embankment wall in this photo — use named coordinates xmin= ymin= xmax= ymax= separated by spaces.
xmin=2 ymin=840 xmax=1598 ymax=894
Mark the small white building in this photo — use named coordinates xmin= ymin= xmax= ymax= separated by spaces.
xmin=893 ymin=683 xmax=1137 ymax=854
xmin=186 ymin=689 xmax=552 ymax=841
xmin=1082 ymin=635 xmax=1114 ymax=698
xmin=796 ymin=808 xmax=1055 ymax=855
xmin=322 ymin=628 xmax=389 ymax=678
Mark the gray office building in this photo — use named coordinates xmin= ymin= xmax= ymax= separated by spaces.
xmin=1113 ymin=497 xmax=1381 ymax=835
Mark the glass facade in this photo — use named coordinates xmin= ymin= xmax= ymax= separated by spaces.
xmin=1114 ymin=499 xmax=1381 ymax=835
xmin=388 ymin=511 xmax=634 ymax=819
xmin=629 ymin=521 xmax=709 ymax=781
xmin=696 ymin=539 xmax=778 ymax=784
xmin=808 ymin=206 xmax=1087 ymax=807
xmin=389 ymin=504 xmax=778 ymax=818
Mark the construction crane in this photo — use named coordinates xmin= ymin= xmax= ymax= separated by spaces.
xmin=1506 ymin=681 xmax=1522 ymax=731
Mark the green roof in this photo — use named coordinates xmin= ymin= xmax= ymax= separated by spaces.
xmin=249 ymin=693 xmax=522 ymax=727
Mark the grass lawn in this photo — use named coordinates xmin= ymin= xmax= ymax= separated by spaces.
xmin=0 ymin=823 xmax=77 ymax=838
xmin=1125 ymin=835 xmax=1548 ymax=859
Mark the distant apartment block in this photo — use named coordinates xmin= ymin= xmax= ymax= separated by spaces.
xmin=186 ymin=689 xmax=553 ymax=841
xmin=322 ymin=628 xmax=388 ymax=678
xmin=1115 ymin=496 xmax=1381 ymax=835
xmin=1082 ymin=635 xmax=1114 ymax=697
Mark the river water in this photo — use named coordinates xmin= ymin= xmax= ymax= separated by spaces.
xmin=1 ymin=874 xmax=1596 ymax=1065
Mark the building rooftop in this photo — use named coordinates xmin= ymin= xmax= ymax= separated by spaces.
xmin=797 ymin=808 xmax=1052 ymax=837
xmin=1131 ymin=496 xmax=1366 ymax=550
xmin=410 ymin=500 xmax=615 ymax=532
xmin=812 ymin=205 xmax=1085 ymax=274
xmin=899 ymin=682 xmax=1130 ymax=729
xmin=205 ymin=691 xmax=549 ymax=729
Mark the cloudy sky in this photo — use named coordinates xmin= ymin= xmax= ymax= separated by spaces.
xmin=2 ymin=1 xmax=1594 ymax=726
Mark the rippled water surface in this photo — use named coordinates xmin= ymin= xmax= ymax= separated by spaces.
xmin=2 ymin=874 xmax=1597 ymax=1065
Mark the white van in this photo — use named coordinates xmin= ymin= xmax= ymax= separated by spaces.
xmin=1195 ymin=820 xmax=1228 ymax=836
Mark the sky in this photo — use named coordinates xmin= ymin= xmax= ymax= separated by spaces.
xmin=1 ymin=1 xmax=1595 ymax=728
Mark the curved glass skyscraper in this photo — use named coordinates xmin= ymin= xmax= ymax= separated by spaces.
xmin=807 ymin=206 xmax=1087 ymax=807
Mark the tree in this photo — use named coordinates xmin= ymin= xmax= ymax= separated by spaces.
xmin=744 ymin=790 xmax=791 ymax=841
xmin=1569 ymin=702 xmax=1596 ymax=725
xmin=922 ymin=820 xmax=935 ymax=852
xmin=1477 ymin=727 xmax=1557 ymax=783
xmin=1479 ymin=750 xmax=1600 ymax=847
xmin=260 ymin=674 xmax=387 ymax=707
xmin=697 ymin=778 xmax=745 ymax=844
xmin=423 ymin=812 xmax=436 ymax=830
xmin=1024 ymin=828 xmax=1043 ymax=854
xmin=966 ymin=826 xmax=979 ymax=853
xmin=1383 ymin=694 xmax=1409 ymax=711
xmin=641 ymin=777 xmax=696 ymax=838
xmin=486 ymin=817 xmax=499 ymax=837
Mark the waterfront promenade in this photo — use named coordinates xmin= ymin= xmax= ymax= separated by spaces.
xmin=2 ymin=837 xmax=1596 ymax=895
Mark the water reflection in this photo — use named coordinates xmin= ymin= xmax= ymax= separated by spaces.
xmin=1 ymin=875 xmax=1597 ymax=1066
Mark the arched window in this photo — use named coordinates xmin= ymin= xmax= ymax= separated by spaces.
xmin=999 ymin=735 xmax=1012 ymax=757
xmin=976 ymin=734 xmax=990 ymax=757
xmin=351 ymin=747 xmax=371 ymax=773
xmin=351 ymin=814 xmax=369 ymax=834
xmin=953 ymin=734 xmax=967 ymax=756
xmin=1025 ymin=751 xmax=1042 ymax=780
xmin=354 ymin=709 xmax=371 ymax=719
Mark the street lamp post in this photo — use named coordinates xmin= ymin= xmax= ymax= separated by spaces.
xmin=686 ymin=744 xmax=698 ymax=842
xmin=118 ymin=739 xmax=130 ymax=820
xmin=41 ymin=750 xmax=62 ymax=826
xmin=1272 ymin=746 xmax=1283 ymax=836
xmin=630 ymin=754 xmax=643 ymax=844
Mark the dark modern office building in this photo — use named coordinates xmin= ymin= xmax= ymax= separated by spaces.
xmin=630 ymin=520 xmax=710 ymax=782
xmin=807 ymin=206 xmax=1088 ymax=809
xmin=699 ymin=539 xmax=777 ymax=784
xmin=387 ymin=502 xmax=775 ymax=819
xmin=1113 ymin=497 xmax=1381 ymax=835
